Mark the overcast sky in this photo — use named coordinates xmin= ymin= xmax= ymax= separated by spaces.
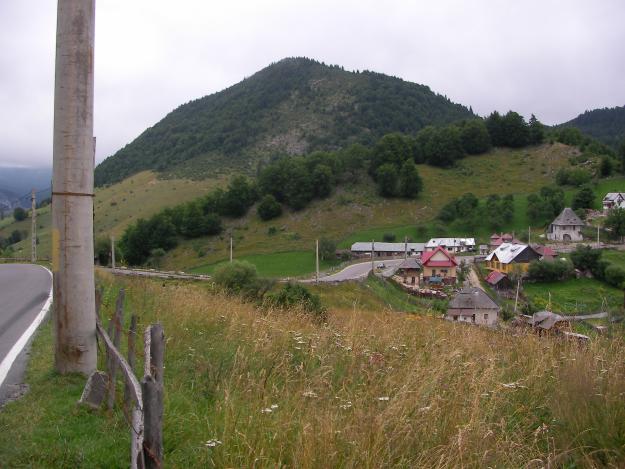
xmin=1 ymin=0 xmax=624 ymax=168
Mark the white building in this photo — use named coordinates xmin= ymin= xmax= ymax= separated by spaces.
xmin=351 ymin=242 xmax=425 ymax=258
xmin=602 ymin=193 xmax=625 ymax=212
xmin=425 ymin=237 xmax=475 ymax=253
xmin=546 ymin=208 xmax=584 ymax=242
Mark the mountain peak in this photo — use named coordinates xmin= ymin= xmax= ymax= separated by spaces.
xmin=95 ymin=60 xmax=474 ymax=186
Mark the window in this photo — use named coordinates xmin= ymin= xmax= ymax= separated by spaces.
xmin=484 ymin=314 xmax=489 ymax=321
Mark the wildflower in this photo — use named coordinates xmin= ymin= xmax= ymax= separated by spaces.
xmin=261 ymin=408 xmax=273 ymax=414
xmin=501 ymin=381 xmax=527 ymax=389
xmin=340 ymin=401 xmax=353 ymax=410
xmin=377 ymin=396 xmax=390 ymax=401
xmin=204 ymin=439 xmax=222 ymax=447
xmin=418 ymin=405 xmax=431 ymax=412
xmin=302 ymin=390 xmax=318 ymax=398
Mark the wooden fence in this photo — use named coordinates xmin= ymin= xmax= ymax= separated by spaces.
xmin=81 ymin=288 xmax=165 ymax=468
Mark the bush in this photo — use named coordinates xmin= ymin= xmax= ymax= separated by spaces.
xmin=13 ymin=207 xmax=27 ymax=221
xmin=572 ymin=184 xmax=596 ymax=210
xmin=555 ymin=168 xmax=592 ymax=187
xmin=570 ymin=245 xmax=602 ymax=272
xmin=528 ymin=259 xmax=574 ymax=282
xmin=266 ymin=283 xmax=327 ymax=322
xmin=213 ymin=260 xmax=258 ymax=294
xmin=604 ymin=265 xmax=625 ymax=288
xmin=319 ymin=238 xmax=337 ymax=261
xmin=257 ymin=194 xmax=282 ymax=221
xmin=382 ymin=233 xmax=396 ymax=242
xmin=95 ymin=237 xmax=111 ymax=266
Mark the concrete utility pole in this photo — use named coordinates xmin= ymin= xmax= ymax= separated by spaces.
xmin=315 ymin=239 xmax=319 ymax=283
xmin=31 ymin=189 xmax=37 ymax=263
xmin=52 ymin=0 xmax=97 ymax=375
xmin=404 ymin=236 xmax=408 ymax=260
xmin=230 ymin=237 xmax=233 ymax=262
xmin=371 ymin=240 xmax=375 ymax=273
xmin=111 ymin=236 xmax=116 ymax=269
xmin=528 ymin=226 xmax=531 ymax=245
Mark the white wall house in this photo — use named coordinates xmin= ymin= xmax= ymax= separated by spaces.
xmin=425 ymin=237 xmax=475 ymax=253
xmin=547 ymin=207 xmax=584 ymax=242
xmin=603 ymin=193 xmax=625 ymax=212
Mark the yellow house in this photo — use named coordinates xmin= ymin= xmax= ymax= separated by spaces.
xmin=485 ymin=243 xmax=540 ymax=274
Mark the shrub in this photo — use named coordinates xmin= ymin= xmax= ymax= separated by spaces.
xmin=319 ymin=238 xmax=337 ymax=261
xmin=13 ymin=207 xmax=27 ymax=221
xmin=95 ymin=237 xmax=111 ymax=266
xmin=604 ymin=265 xmax=625 ymax=288
xmin=570 ymin=245 xmax=602 ymax=272
xmin=383 ymin=233 xmax=396 ymax=242
xmin=257 ymin=194 xmax=282 ymax=221
xmin=266 ymin=283 xmax=327 ymax=322
xmin=528 ymin=259 xmax=574 ymax=282
xmin=213 ymin=261 xmax=258 ymax=294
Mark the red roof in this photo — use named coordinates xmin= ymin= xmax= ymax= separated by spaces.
xmin=485 ymin=270 xmax=507 ymax=285
xmin=421 ymin=246 xmax=457 ymax=267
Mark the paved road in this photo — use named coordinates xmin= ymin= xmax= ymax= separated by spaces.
xmin=316 ymin=259 xmax=405 ymax=282
xmin=0 ymin=264 xmax=52 ymax=405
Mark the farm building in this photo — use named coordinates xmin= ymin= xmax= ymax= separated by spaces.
xmin=350 ymin=242 xmax=425 ymax=258
xmin=396 ymin=257 xmax=422 ymax=285
xmin=445 ymin=287 xmax=499 ymax=326
xmin=425 ymin=238 xmax=475 ymax=253
xmin=546 ymin=207 xmax=584 ymax=242
xmin=421 ymin=247 xmax=457 ymax=284
xmin=485 ymin=243 xmax=540 ymax=274
xmin=602 ymin=192 xmax=625 ymax=212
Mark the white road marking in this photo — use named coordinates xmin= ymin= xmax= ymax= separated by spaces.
xmin=0 ymin=266 xmax=53 ymax=389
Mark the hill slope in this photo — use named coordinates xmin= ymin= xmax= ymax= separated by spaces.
xmin=559 ymin=105 xmax=625 ymax=149
xmin=95 ymin=57 xmax=474 ymax=186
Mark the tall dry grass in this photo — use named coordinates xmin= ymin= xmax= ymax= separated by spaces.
xmin=100 ymin=276 xmax=625 ymax=468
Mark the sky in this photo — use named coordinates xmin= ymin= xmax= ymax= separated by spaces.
xmin=0 ymin=0 xmax=624 ymax=168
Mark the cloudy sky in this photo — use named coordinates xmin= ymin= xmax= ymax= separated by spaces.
xmin=1 ymin=0 xmax=624 ymax=168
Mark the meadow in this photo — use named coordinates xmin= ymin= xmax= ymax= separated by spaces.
xmin=1 ymin=274 xmax=623 ymax=467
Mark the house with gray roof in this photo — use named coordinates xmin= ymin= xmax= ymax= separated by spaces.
xmin=445 ymin=287 xmax=499 ymax=326
xmin=350 ymin=242 xmax=425 ymax=257
xmin=602 ymin=192 xmax=625 ymax=212
xmin=396 ymin=257 xmax=422 ymax=285
xmin=546 ymin=207 xmax=584 ymax=242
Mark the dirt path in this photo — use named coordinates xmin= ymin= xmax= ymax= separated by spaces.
xmin=466 ymin=266 xmax=485 ymax=291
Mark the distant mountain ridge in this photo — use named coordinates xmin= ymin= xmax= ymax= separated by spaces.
xmin=95 ymin=57 xmax=475 ymax=186
xmin=558 ymin=105 xmax=625 ymax=149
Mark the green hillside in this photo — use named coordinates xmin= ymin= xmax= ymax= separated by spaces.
xmin=95 ymin=57 xmax=474 ymax=186
xmin=559 ymin=105 xmax=625 ymax=149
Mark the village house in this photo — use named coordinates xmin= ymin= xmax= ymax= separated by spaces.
xmin=602 ymin=192 xmax=625 ymax=212
xmin=445 ymin=287 xmax=500 ymax=326
xmin=350 ymin=242 xmax=425 ymax=258
xmin=396 ymin=257 xmax=422 ymax=285
xmin=421 ymin=246 xmax=457 ymax=284
xmin=546 ymin=207 xmax=584 ymax=242
xmin=425 ymin=237 xmax=475 ymax=253
xmin=485 ymin=242 xmax=540 ymax=275
xmin=484 ymin=270 xmax=513 ymax=290
xmin=489 ymin=233 xmax=522 ymax=250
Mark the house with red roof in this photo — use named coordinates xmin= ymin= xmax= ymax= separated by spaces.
xmin=421 ymin=246 xmax=458 ymax=285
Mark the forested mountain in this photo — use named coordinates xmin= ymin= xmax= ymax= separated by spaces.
xmin=95 ymin=57 xmax=474 ymax=186
xmin=558 ymin=105 xmax=625 ymax=149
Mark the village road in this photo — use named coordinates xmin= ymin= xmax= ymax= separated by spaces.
xmin=316 ymin=259 xmax=404 ymax=282
xmin=0 ymin=264 xmax=52 ymax=404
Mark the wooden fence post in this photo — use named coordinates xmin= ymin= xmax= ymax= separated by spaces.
xmin=143 ymin=324 xmax=165 ymax=468
xmin=125 ymin=314 xmax=138 ymax=412
xmin=107 ymin=288 xmax=125 ymax=411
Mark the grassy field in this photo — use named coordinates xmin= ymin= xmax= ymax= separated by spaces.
xmin=165 ymin=143 xmax=581 ymax=269
xmin=0 ymin=171 xmax=224 ymax=260
xmin=523 ymin=278 xmax=623 ymax=314
xmin=1 ymin=274 xmax=624 ymax=467
xmin=190 ymin=250 xmax=341 ymax=278
xmin=4 ymin=143 xmax=625 ymax=274
xmin=602 ymin=249 xmax=625 ymax=270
